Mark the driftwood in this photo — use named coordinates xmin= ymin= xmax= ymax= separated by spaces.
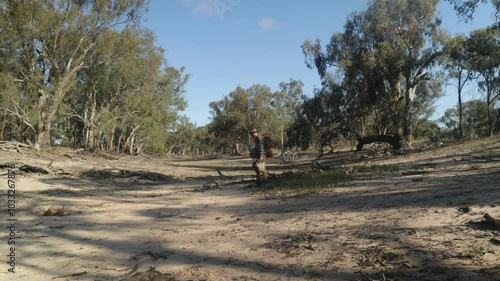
xmin=401 ymin=170 xmax=431 ymax=176
xmin=491 ymin=238 xmax=500 ymax=245
xmin=217 ymin=169 xmax=235 ymax=179
xmin=43 ymin=206 xmax=71 ymax=216
xmin=0 ymin=160 xmax=54 ymax=175
xmin=356 ymin=135 xmax=401 ymax=151
xmin=114 ymin=265 xmax=175 ymax=281
xmin=0 ymin=141 xmax=33 ymax=152
xmin=484 ymin=213 xmax=500 ymax=228
xmin=47 ymin=148 xmax=84 ymax=168
xmin=51 ymin=271 xmax=87 ymax=279
xmin=311 ymin=159 xmax=330 ymax=172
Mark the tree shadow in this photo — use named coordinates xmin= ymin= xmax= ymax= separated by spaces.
xmin=9 ymin=141 xmax=500 ymax=280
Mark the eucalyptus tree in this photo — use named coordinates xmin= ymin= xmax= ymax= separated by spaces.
xmin=247 ymin=84 xmax=277 ymax=134
xmin=287 ymin=80 xmax=351 ymax=153
xmin=444 ymin=34 xmax=475 ymax=139
xmin=272 ymin=79 xmax=304 ymax=150
xmin=446 ymin=0 xmax=500 ymax=22
xmin=439 ymin=107 xmax=460 ymax=137
xmin=461 ymin=100 xmax=491 ymax=137
xmin=2 ymin=0 xmax=149 ymax=147
xmin=0 ymin=1 xmax=41 ymax=142
xmin=209 ymin=86 xmax=251 ymax=154
xmin=64 ymin=27 xmax=163 ymax=150
xmin=0 ymin=3 xmax=17 ymax=140
xmin=440 ymin=99 xmax=491 ymax=138
xmin=209 ymin=84 xmax=278 ymax=154
xmin=190 ymin=126 xmax=216 ymax=156
xmin=466 ymin=27 xmax=500 ymax=137
xmin=57 ymin=22 xmax=188 ymax=153
xmin=165 ymin=116 xmax=196 ymax=155
xmin=116 ymin=65 xmax=188 ymax=154
xmin=302 ymin=0 xmax=446 ymax=148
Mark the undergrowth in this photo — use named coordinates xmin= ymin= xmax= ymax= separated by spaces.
xmin=259 ymin=164 xmax=398 ymax=196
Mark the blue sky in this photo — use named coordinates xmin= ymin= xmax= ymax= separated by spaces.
xmin=143 ymin=0 xmax=497 ymax=127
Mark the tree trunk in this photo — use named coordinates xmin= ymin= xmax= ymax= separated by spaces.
xmin=36 ymin=91 xmax=51 ymax=148
xmin=168 ymin=144 xmax=176 ymax=155
xmin=403 ymin=86 xmax=416 ymax=144
xmin=117 ymin=134 xmax=124 ymax=152
xmin=108 ymin=127 xmax=115 ymax=152
xmin=36 ymin=120 xmax=51 ymax=148
xmin=85 ymin=92 xmax=98 ymax=151
xmin=135 ymin=143 xmax=142 ymax=155
xmin=457 ymin=74 xmax=464 ymax=139
xmin=281 ymin=124 xmax=285 ymax=151
xmin=356 ymin=135 xmax=401 ymax=151
xmin=486 ymin=78 xmax=494 ymax=137
xmin=124 ymin=125 xmax=140 ymax=154
xmin=88 ymin=127 xmax=95 ymax=151
xmin=0 ymin=116 xmax=6 ymax=140
xmin=233 ymin=141 xmax=240 ymax=154
xmin=128 ymin=135 xmax=135 ymax=154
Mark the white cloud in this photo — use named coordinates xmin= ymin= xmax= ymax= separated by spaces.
xmin=180 ymin=0 xmax=215 ymax=16
xmin=179 ymin=0 xmax=242 ymax=19
xmin=258 ymin=17 xmax=277 ymax=30
xmin=242 ymin=75 xmax=257 ymax=82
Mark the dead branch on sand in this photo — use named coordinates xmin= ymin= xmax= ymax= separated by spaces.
xmin=484 ymin=213 xmax=500 ymax=229
xmin=0 ymin=160 xmax=54 ymax=175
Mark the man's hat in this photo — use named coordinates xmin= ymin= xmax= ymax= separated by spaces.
xmin=250 ymin=128 xmax=258 ymax=134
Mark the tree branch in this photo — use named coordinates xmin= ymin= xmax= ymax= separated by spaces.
xmin=1 ymin=98 xmax=36 ymax=133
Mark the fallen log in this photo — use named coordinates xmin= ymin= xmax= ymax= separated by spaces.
xmin=0 ymin=161 xmax=54 ymax=175
xmin=51 ymin=271 xmax=87 ymax=279
xmin=356 ymin=135 xmax=401 ymax=151
xmin=48 ymin=148 xmax=84 ymax=168
xmin=484 ymin=213 xmax=500 ymax=228
xmin=0 ymin=141 xmax=33 ymax=152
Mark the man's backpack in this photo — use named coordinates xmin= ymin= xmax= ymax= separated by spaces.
xmin=263 ymin=135 xmax=274 ymax=158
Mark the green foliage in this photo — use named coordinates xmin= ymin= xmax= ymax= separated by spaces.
xmin=208 ymin=81 xmax=304 ymax=154
xmin=164 ymin=117 xmax=215 ymax=155
xmin=273 ymin=79 xmax=304 ymax=149
xmin=444 ymin=34 xmax=475 ymax=139
xmin=440 ymin=27 xmax=500 ymax=139
xmin=440 ymin=99 xmax=493 ymax=139
xmin=466 ymin=27 xmax=500 ymax=137
xmin=349 ymin=164 xmax=400 ymax=175
xmin=260 ymin=170 xmax=350 ymax=196
xmin=287 ymin=81 xmax=350 ymax=151
xmin=413 ymin=119 xmax=439 ymax=140
xmin=260 ymin=164 xmax=398 ymax=196
xmin=446 ymin=0 xmax=500 ymax=23
xmin=1 ymin=0 xmax=190 ymax=153
xmin=300 ymin=0 xmax=446 ymax=149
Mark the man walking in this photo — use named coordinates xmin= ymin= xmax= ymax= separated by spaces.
xmin=249 ymin=128 xmax=268 ymax=184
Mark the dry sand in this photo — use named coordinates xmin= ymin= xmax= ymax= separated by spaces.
xmin=0 ymin=138 xmax=499 ymax=281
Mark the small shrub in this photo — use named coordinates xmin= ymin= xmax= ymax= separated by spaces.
xmin=350 ymin=164 xmax=399 ymax=175
xmin=260 ymin=169 xmax=351 ymax=196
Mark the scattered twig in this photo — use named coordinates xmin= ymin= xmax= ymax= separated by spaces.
xmin=43 ymin=206 xmax=71 ymax=216
xmin=490 ymin=238 xmax=500 ymax=246
xmin=48 ymin=148 xmax=84 ymax=168
xmin=0 ymin=140 xmax=33 ymax=152
xmin=125 ymin=263 xmax=140 ymax=276
xmin=311 ymin=159 xmax=330 ymax=172
xmin=51 ymin=271 xmax=87 ymax=279
xmin=0 ymin=160 xmax=54 ymax=175
xmin=112 ymin=263 xmax=141 ymax=281
xmin=484 ymin=213 xmax=500 ymax=228
xmin=217 ymin=169 xmax=235 ymax=179
xmin=355 ymin=271 xmax=373 ymax=281
xmin=401 ymin=170 xmax=431 ymax=176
